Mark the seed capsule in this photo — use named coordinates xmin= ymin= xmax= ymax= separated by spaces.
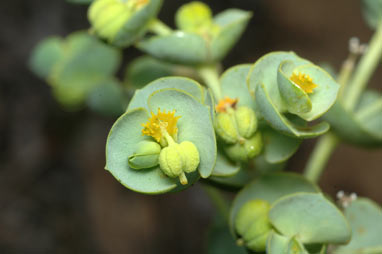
xmin=128 ymin=140 xmax=161 ymax=169
xmin=234 ymin=106 xmax=257 ymax=138
xmin=224 ymin=132 xmax=262 ymax=162
xmin=235 ymin=199 xmax=272 ymax=252
xmin=179 ymin=141 xmax=200 ymax=173
xmin=215 ymin=112 xmax=239 ymax=144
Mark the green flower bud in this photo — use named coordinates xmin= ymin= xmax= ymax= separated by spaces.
xmin=215 ymin=112 xmax=238 ymax=144
xmin=159 ymin=141 xmax=200 ymax=185
xmin=234 ymin=106 xmax=257 ymax=138
xmin=175 ymin=1 xmax=212 ymax=32
xmin=235 ymin=199 xmax=272 ymax=252
xmin=224 ymin=132 xmax=262 ymax=162
xmin=159 ymin=143 xmax=183 ymax=178
xmin=179 ymin=141 xmax=200 ymax=173
xmin=128 ymin=140 xmax=161 ymax=169
xmin=88 ymin=0 xmax=161 ymax=47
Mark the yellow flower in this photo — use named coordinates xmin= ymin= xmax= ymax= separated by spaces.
xmin=141 ymin=108 xmax=181 ymax=143
xmin=215 ymin=97 xmax=238 ymax=113
xmin=290 ymin=72 xmax=318 ymax=94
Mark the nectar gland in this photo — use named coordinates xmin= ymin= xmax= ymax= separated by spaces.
xmin=290 ymin=72 xmax=318 ymax=94
xmin=216 ymin=97 xmax=238 ymax=113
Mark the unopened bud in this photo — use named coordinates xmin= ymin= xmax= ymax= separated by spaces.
xmin=175 ymin=1 xmax=212 ymax=32
xmin=235 ymin=199 xmax=272 ymax=252
xmin=128 ymin=140 xmax=161 ymax=169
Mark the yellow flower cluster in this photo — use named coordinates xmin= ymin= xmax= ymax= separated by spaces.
xmin=290 ymin=72 xmax=318 ymax=94
xmin=141 ymin=109 xmax=181 ymax=142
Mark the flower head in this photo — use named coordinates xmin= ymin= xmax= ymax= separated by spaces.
xmin=141 ymin=108 xmax=181 ymax=142
xmin=216 ymin=97 xmax=238 ymax=113
xmin=290 ymin=72 xmax=318 ymax=94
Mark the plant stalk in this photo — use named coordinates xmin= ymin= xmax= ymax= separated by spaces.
xmin=197 ymin=65 xmax=222 ymax=101
xmin=148 ymin=19 xmax=172 ymax=36
xmin=343 ymin=21 xmax=382 ymax=110
xmin=304 ymin=132 xmax=339 ymax=183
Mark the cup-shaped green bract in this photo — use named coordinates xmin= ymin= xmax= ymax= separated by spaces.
xmin=362 ymin=0 xmax=382 ymax=29
xmin=137 ymin=3 xmax=251 ymax=65
xmin=29 ymin=32 xmax=122 ymax=110
xmin=235 ymin=199 xmax=272 ymax=252
xmin=88 ymin=0 xmax=162 ymax=47
xmin=333 ymin=198 xmax=382 ymax=254
xmin=324 ymin=90 xmax=382 ymax=147
xmin=248 ymin=51 xmax=340 ymax=138
xmin=105 ymin=77 xmax=217 ymax=194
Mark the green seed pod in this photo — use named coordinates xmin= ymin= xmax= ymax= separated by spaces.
xmin=224 ymin=132 xmax=262 ymax=162
xmin=175 ymin=1 xmax=212 ymax=32
xmin=128 ymin=140 xmax=161 ymax=169
xmin=215 ymin=112 xmax=239 ymax=144
xmin=234 ymin=106 xmax=257 ymax=138
xmin=88 ymin=0 xmax=162 ymax=47
xmin=235 ymin=199 xmax=272 ymax=252
xmin=159 ymin=143 xmax=183 ymax=178
xmin=179 ymin=141 xmax=200 ymax=173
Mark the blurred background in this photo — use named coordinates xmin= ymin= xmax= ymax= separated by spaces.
xmin=0 ymin=0 xmax=381 ymax=253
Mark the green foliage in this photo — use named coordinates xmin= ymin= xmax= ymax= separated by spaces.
xmin=362 ymin=0 xmax=382 ymax=29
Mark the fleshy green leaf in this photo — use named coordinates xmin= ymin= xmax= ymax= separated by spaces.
xmin=105 ymin=108 xmax=181 ymax=194
xmin=124 ymin=56 xmax=174 ymax=88
xmin=209 ymin=167 xmax=252 ymax=189
xmin=362 ymin=0 xmax=382 ymax=29
xmin=229 ymin=173 xmax=320 ymax=236
xmin=137 ymin=31 xmax=209 ymax=65
xmin=211 ymin=151 xmax=240 ymax=177
xmin=147 ymin=88 xmax=217 ymax=178
xmin=29 ymin=37 xmax=64 ymax=80
xmin=267 ymin=231 xmax=309 ymax=254
xmin=211 ymin=9 xmax=252 ymax=61
xmin=127 ymin=77 xmax=204 ymax=111
xmin=86 ymin=78 xmax=125 ymax=116
xmin=334 ymin=198 xmax=382 ymax=254
xmin=220 ymin=64 xmax=256 ymax=113
xmin=269 ymin=193 xmax=351 ymax=244
xmin=263 ymin=128 xmax=301 ymax=164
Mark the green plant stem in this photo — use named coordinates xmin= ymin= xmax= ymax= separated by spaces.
xmin=304 ymin=132 xmax=339 ymax=183
xmin=343 ymin=21 xmax=382 ymax=110
xmin=337 ymin=54 xmax=358 ymax=98
xmin=148 ymin=19 xmax=172 ymax=36
xmin=202 ymin=184 xmax=229 ymax=222
xmin=197 ymin=65 xmax=222 ymax=101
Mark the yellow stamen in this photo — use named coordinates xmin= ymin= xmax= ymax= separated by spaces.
xmin=141 ymin=108 xmax=181 ymax=143
xmin=216 ymin=97 xmax=238 ymax=113
xmin=290 ymin=72 xmax=318 ymax=94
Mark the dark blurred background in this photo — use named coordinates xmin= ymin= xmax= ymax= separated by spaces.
xmin=0 ymin=0 xmax=381 ymax=253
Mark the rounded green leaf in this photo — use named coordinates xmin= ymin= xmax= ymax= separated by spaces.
xmin=362 ymin=0 xmax=382 ymax=29
xmin=324 ymin=90 xmax=382 ymax=147
xmin=248 ymin=51 xmax=311 ymax=112
xmin=211 ymin=151 xmax=240 ymax=177
xmin=269 ymin=193 xmax=351 ymax=244
xmin=210 ymin=9 xmax=252 ymax=61
xmin=263 ymin=128 xmax=301 ymax=164
xmin=220 ymin=64 xmax=256 ymax=113
xmin=147 ymin=88 xmax=217 ymax=178
xmin=277 ymin=61 xmax=312 ymax=115
xmin=127 ymin=76 xmax=204 ymax=111
xmin=229 ymin=173 xmax=320 ymax=236
xmin=124 ymin=56 xmax=174 ymax=88
xmin=255 ymin=82 xmax=330 ymax=138
xmin=294 ymin=64 xmax=340 ymax=121
xmin=209 ymin=167 xmax=252 ymax=189
xmin=86 ymin=78 xmax=126 ymax=116
xmin=49 ymin=32 xmax=121 ymax=108
xmin=267 ymin=231 xmax=309 ymax=254
xmin=105 ymin=108 xmax=181 ymax=194
xmin=334 ymin=198 xmax=382 ymax=254
xmin=137 ymin=31 xmax=209 ymax=65
xmin=29 ymin=37 xmax=64 ymax=80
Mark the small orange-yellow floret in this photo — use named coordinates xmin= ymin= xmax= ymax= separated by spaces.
xmin=216 ymin=97 xmax=238 ymax=113
xmin=290 ymin=72 xmax=318 ymax=94
xmin=141 ymin=108 xmax=181 ymax=142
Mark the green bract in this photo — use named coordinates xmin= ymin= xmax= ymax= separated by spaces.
xmin=248 ymin=51 xmax=340 ymax=138
xmin=29 ymin=32 xmax=122 ymax=110
xmin=105 ymin=77 xmax=217 ymax=194
xmin=334 ymin=198 xmax=382 ymax=254
xmin=362 ymin=0 xmax=382 ymax=29
xmin=137 ymin=2 xmax=251 ymax=65
xmin=324 ymin=90 xmax=382 ymax=147
xmin=88 ymin=0 xmax=162 ymax=47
